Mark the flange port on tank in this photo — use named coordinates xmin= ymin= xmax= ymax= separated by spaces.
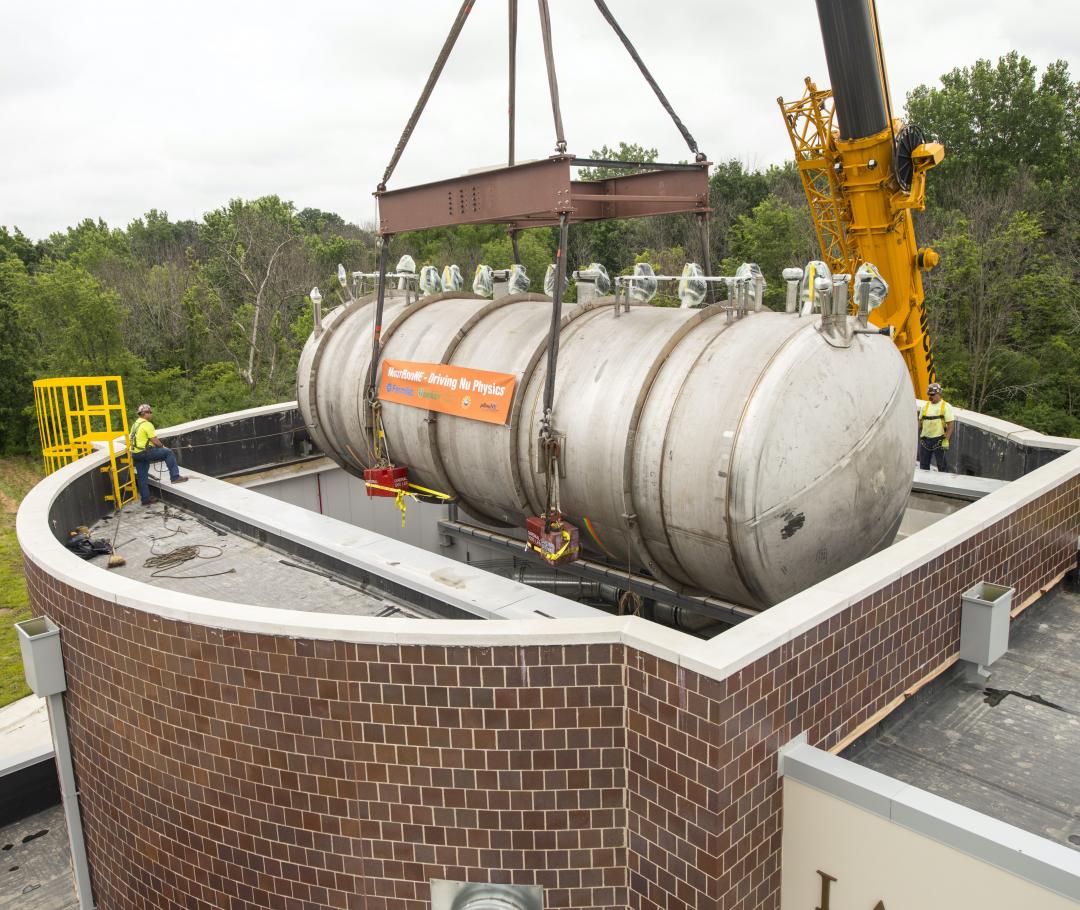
xmin=365 ymin=465 xmax=409 ymax=497
xmin=526 ymin=516 xmax=580 ymax=567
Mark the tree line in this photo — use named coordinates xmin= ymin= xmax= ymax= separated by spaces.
xmin=1 ymin=51 xmax=1077 ymax=452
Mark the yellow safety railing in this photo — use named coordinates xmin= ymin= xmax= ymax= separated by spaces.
xmin=33 ymin=376 xmax=138 ymax=510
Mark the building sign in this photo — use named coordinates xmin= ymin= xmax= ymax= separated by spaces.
xmin=379 ymin=359 xmax=516 ymax=426
xmin=781 ymin=766 xmax=1078 ymax=910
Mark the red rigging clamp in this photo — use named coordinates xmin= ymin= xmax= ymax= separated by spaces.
xmin=364 ymin=464 xmax=409 ymax=498
xmin=526 ymin=515 xmax=580 ymax=567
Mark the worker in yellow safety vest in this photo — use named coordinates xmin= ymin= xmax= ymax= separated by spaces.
xmin=129 ymin=403 xmax=187 ymax=505
xmin=917 ymin=383 xmax=954 ymax=473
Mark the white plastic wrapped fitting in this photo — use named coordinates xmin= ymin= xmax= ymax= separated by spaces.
xmin=473 ymin=264 xmax=494 ymax=297
xmin=419 ymin=265 xmax=443 ymax=296
xmin=677 ymin=263 xmax=707 ymax=308
xmin=394 ymin=254 xmax=417 ymax=291
xmin=586 ymin=262 xmax=611 ymax=295
xmin=442 ymin=264 xmax=464 ymax=291
xmin=508 ymin=264 xmax=530 ymax=294
xmin=544 ymin=263 xmax=567 ymax=298
xmin=629 ymin=262 xmax=659 ymax=303
xmin=799 ymin=260 xmax=832 ymax=313
xmin=854 ymin=262 xmax=889 ymax=312
xmin=735 ymin=262 xmax=766 ymax=308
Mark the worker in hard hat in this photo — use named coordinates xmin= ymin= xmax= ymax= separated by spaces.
xmin=917 ymin=383 xmax=954 ymax=472
xmin=129 ymin=403 xmax=187 ymax=505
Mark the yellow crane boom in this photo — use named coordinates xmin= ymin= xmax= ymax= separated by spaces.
xmin=779 ymin=0 xmax=943 ymax=399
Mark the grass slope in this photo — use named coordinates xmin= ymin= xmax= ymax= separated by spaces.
xmin=0 ymin=457 xmax=44 ymax=707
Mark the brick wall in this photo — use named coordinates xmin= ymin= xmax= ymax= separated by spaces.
xmin=23 ymin=474 xmax=1080 ymax=910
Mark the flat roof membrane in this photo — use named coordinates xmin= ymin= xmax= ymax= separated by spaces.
xmin=846 ymin=583 xmax=1080 ymax=851
xmin=86 ymin=504 xmax=430 ymax=619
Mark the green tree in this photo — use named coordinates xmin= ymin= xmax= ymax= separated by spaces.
xmin=577 ymin=142 xmax=658 ymax=180
xmin=199 ymin=196 xmax=316 ymax=392
xmin=42 ymin=218 xmax=128 ymax=269
xmin=0 ymin=227 xmax=41 ymax=271
xmin=478 ymin=231 xmax=554 ymax=293
xmin=126 ymin=210 xmax=198 ymax=266
xmin=926 ymin=207 xmax=1075 ymax=418
xmin=573 ymin=142 xmax=682 ymax=275
xmin=906 ymin=53 xmax=1080 ymax=197
xmin=0 ymin=254 xmax=34 ymax=452
xmin=631 ymin=247 xmax=686 ymax=306
xmin=720 ymin=196 xmax=816 ymax=308
xmin=24 ymin=260 xmax=130 ymax=376
xmin=708 ymin=160 xmax=769 ymax=260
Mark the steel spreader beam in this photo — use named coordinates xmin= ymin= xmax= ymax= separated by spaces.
xmin=377 ymin=156 xmax=710 ymax=234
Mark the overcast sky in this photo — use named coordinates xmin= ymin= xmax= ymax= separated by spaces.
xmin=2 ymin=1 xmax=1077 ymax=240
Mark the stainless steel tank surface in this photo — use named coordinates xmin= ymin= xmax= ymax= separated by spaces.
xmin=298 ymin=291 xmax=916 ymax=608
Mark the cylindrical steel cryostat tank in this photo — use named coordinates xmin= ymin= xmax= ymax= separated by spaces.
xmin=297 ymin=292 xmax=915 ymax=608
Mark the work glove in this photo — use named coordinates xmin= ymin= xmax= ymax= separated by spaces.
xmin=942 ymin=439 xmax=950 ymax=450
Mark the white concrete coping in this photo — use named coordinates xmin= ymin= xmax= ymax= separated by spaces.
xmin=15 ymin=403 xmax=1080 ymax=688
xmin=779 ymin=740 xmax=1080 ymax=902
xmin=912 ymin=468 xmax=1007 ymax=499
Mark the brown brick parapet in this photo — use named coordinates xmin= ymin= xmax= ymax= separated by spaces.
xmin=19 ymin=449 xmax=1080 ymax=909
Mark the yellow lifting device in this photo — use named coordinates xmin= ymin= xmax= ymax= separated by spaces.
xmin=33 ymin=376 xmax=139 ymax=510
xmin=779 ymin=0 xmax=944 ymax=401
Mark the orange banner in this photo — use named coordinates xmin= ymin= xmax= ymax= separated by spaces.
xmin=379 ymin=359 xmax=517 ymax=425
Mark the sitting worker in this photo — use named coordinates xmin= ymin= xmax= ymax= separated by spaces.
xmin=129 ymin=403 xmax=187 ymax=505
xmin=917 ymin=382 xmax=955 ymax=472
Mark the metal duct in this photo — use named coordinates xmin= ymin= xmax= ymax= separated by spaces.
xmin=298 ymin=290 xmax=915 ymax=609
xmin=815 ymin=0 xmax=889 ymax=140
xmin=511 ymin=570 xmax=621 ymax=603
xmin=651 ymin=602 xmax=718 ymax=634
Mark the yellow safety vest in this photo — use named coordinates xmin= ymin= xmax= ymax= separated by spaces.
xmin=919 ymin=400 xmax=953 ymax=439
xmin=130 ymin=418 xmax=156 ymax=453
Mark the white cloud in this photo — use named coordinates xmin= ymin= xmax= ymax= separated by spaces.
xmin=2 ymin=0 xmax=1077 ymax=239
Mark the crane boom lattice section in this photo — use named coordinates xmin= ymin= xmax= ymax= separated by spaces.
xmin=779 ymin=80 xmax=857 ymax=277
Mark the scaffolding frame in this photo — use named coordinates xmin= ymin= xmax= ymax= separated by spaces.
xmin=33 ymin=376 xmax=138 ymax=510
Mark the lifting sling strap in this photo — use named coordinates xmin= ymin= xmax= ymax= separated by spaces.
xmin=130 ymin=418 xmax=147 ymax=453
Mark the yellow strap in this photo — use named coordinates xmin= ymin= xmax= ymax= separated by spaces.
xmin=130 ymin=418 xmax=148 ymax=453
xmin=921 ymin=400 xmax=947 ymax=422
xmin=363 ymin=480 xmax=455 ymax=527
xmin=407 ymin=482 xmax=454 ymax=501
